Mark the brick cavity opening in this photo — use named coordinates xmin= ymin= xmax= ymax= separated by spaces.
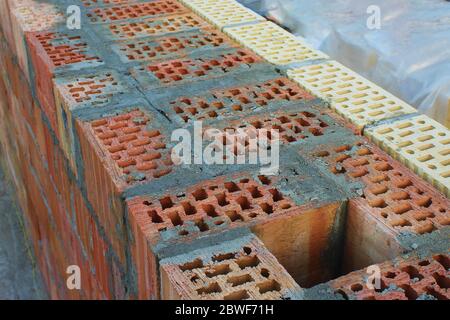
xmin=128 ymin=173 xmax=346 ymax=288
xmin=308 ymin=140 xmax=450 ymax=275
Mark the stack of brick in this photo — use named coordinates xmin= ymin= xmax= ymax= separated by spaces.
xmin=0 ymin=0 xmax=448 ymax=300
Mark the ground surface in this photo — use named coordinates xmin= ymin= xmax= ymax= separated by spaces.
xmin=0 ymin=166 xmax=46 ymax=299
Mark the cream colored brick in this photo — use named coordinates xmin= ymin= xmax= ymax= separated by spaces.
xmin=180 ymin=0 xmax=265 ymax=29
xmin=366 ymin=115 xmax=450 ymax=197
xmin=225 ymin=21 xmax=328 ymax=65
xmin=287 ymin=61 xmax=417 ymax=129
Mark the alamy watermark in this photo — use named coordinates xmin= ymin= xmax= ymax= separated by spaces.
xmin=171 ymin=122 xmax=280 ymax=175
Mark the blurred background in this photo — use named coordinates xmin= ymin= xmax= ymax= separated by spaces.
xmin=239 ymin=0 xmax=450 ymax=128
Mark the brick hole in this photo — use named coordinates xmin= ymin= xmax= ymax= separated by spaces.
xmin=180 ymin=258 xmax=203 ymax=271
xmin=227 ymin=274 xmax=254 ymax=287
xmin=212 ymin=253 xmax=236 ymax=262
xmin=224 ymin=290 xmax=249 ymax=300
xmin=370 ymin=185 xmax=389 ymax=196
xmin=415 ymin=223 xmax=436 ymax=234
xmin=374 ymin=162 xmax=393 ymax=172
xmin=415 ymin=196 xmax=432 ymax=207
xmin=225 ymin=182 xmax=240 ymax=192
xmin=190 ymin=275 xmax=199 ymax=283
xmin=195 ymin=219 xmax=209 ymax=232
xmin=257 ymin=280 xmax=281 ymax=294
xmin=202 ymin=204 xmax=218 ymax=218
xmin=236 ymin=256 xmax=260 ymax=269
xmin=399 ymin=284 xmax=418 ymax=300
xmin=432 ymin=273 xmax=450 ymax=289
xmin=178 ymin=230 xmax=189 ymax=236
xmin=215 ymin=193 xmax=230 ymax=206
xmin=148 ymin=210 xmax=163 ymax=223
xmin=260 ymin=203 xmax=273 ymax=214
xmin=243 ymin=247 xmax=252 ymax=255
xmin=426 ymin=287 xmax=447 ymax=300
xmin=350 ymin=283 xmax=363 ymax=292
xmin=433 ymin=255 xmax=450 ymax=269
xmin=269 ymin=189 xmax=283 ymax=202
xmin=167 ymin=211 xmax=183 ymax=226
xmin=192 ymin=188 xmax=208 ymax=200
xmin=236 ymin=196 xmax=252 ymax=210
xmin=401 ymin=266 xmax=424 ymax=281
xmin=181 ymin=201 xmax=196 ymax=215
xmin=261 ymin=268 xmax=270 ymax=278
xmin=413 ymin=211 xmax=435 ymax=221
xmin=392 ymin=203 xmax=413 ymax=215
xmin=335 ymin=289 xmax=349 ymax=300
xmin=159 ymin=196 xmax=173 ymax=209
xmin=390 ymin=218 xmax=412 ymax=227
xmin=315 ymin=151 xmax=330 ymax=157
xmin=384 ymin=271 xmax=397 ymax=279
xmin=248 ymin=186 xmax=263 ymax=198
xmin=197 ymin=282 xmax=222 ymax=295
xmin=368 ymin=198 xmax=387 ymax=208
xmin=205 ymin=264 xmax=231 ymax=278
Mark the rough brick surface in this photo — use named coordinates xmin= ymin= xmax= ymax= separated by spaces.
xmin=131 ymin=49 xmax=262 ymax=89
xmin=329 ymin=252 xmax=450 ymax=300
xmin=111 ymin=28 xmax=237 ymax=63
xmin=86 ymin=0 xmax=188 ymax=23
xmin=165 ymin=77 xmax=315 ymax=124
xmin=96 ymin=13 xmax=208 ymax=40
xmin=160 ymin=235 xmax=303 ymax=300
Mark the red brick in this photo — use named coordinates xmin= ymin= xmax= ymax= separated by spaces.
xmin=309 ymin=139 xmax=450 ymax=271
xmin=329 ymin=252 xmax=450 ymax=300
xmin=131 ymin=49 xmax=263 ymax=89
xmin=86 ymin=0 xmax=188 ymax=23
xmin=97 ymin=12 xmax=208 ymax=40
xmin=167 ymin=77 xmax=315 ymax=124
xmin=160 ymin=235 xmax=303 ymax=300
xmin=77 ymin=108 xmax=173 ymax=265
xmin=26 ymin=31 xmax=103 ymax=133
xmin=127 ymin=172 xmax=345 ymax=298
xmin=111 ymin=27 xmax=238 ymax=63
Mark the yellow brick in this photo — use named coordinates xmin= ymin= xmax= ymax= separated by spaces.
xmin=180 ymin=0 xmax=265 ymax=29
xmin=366 ymin=115 xmax=450 ymax=197
xmin=287 ymin=61 xmax=417 ymax=129
xmin=224 ymin=21 xmax=328 ymax=65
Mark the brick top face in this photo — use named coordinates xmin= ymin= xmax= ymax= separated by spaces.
xmin=131 ymin=49 xmax=262 ymax=88
xmin=31 ymin=32 xmax=103 ymax=70
xmin=331 ymin=252 xmax=450 ymax=300
xmin=89 ymin=109 xmax=173 ymax=185
xmin=168 ymin=77 xmax=316 ymax=124
xmin=86 ymin=0 xmax=188 ymax=23
xmin=309 ymin=140 xmax=450 ymax=234
xmin=160 ymin=236 xmax=302 ymax=300
xmin=127 ymin=174 xmax=297 ymax=241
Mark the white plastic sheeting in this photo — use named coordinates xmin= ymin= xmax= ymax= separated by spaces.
xmin=239 ymin=0 xmax=450 ymax=127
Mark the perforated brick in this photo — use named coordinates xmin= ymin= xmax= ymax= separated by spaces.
xmin=26 ymin=31 xmax=104 ymax=134
xmin=168 ymin=77 xmax=315 ymax=123
xmin=30 ymin=31 xmax=103 ymax=69
xmin=180 ymin=0 xmax=265 ymax=29
xmin=131 ymin=49 xmax=262 ymax=88
xmin=160 ymin=235 xmax=302 ymax=300
xmin=54 ymin=70 xmax=131 ymax=173
xmin=112 ymin=28 xmax=236 ymax=63
xmin=225 ymin=21 xmax=328 ymax=65
xmin=366 ymin=115 xmax=450 ymax=197
xmin=55 ymin=70 xmax=128 ymax=109
xmin=81 ymin=0 xmax=140 ymax=7
xmin=210 ymin=109 xmax=333 ymax=147
xmin=86 ymin=0 xmax=188 ymax=23
xmin=127 ymin=169 xmax=346 ymax=295
xmin=329 ymin=252 xmax=450 ymax=300
xmin=128 ymin=174 xmax=296 ymax=238
xmin=9 ymin=1 xmax=64 ymax=80
xmin=287 ymin=61 xmax=417 ymax=129
xmin=98 ymin=13 xmax=207 ymax=40
xmin=87 ymin=109 xmax=173 ymax=185
xmin=311 ymin=140 xmax=450 ymax=235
